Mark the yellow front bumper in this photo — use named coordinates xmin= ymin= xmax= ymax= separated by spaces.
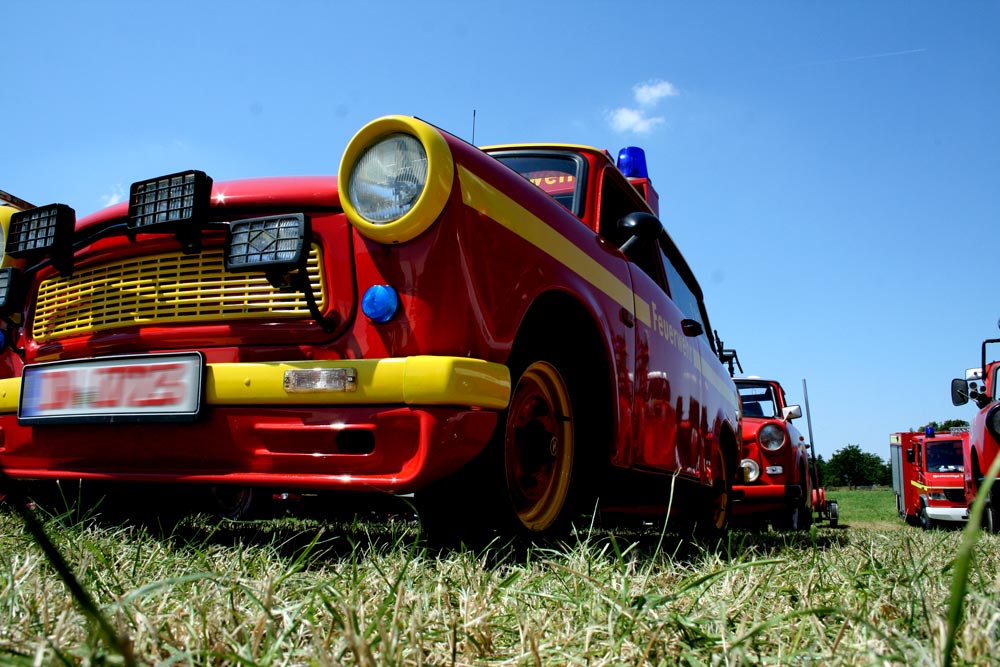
xmin=0 ymin=356 xmax=511 ymax=413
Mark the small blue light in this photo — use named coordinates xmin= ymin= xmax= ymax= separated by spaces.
xmin=925 ymin=426 xmax=935 ymax=438
xmin=362 ymin=285 xmax=399 ymax=323
xmin=0 ymin=330 xmax=5 ymax=351
xmin=617 ymin=147 xmax=649 ymax=179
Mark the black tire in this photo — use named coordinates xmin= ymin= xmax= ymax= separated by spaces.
xmin=209 ymin=486 xmax=261 ymax=521
xmin=919 ymin=504 xmax=934 ymax=531
xmin=418 ymin=352 xmax=598 ymax=543
xmin=774 ymin=485 xmax=811 ymax=532
xmin=827 ymin=500 xmax=839 ymax=527
xmin=693 ymin=443 xmax=731 ymax=537
xmin=987 ymin=487 xmax=1000 ymax=534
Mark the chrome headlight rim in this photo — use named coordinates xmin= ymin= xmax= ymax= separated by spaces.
xmin=741 ymin=458 xmax=761 ymax=483
xmin=339 ymin=115 xmax=455 ymax=244
xmin=758 ymin=423 xmax=786 ymax=451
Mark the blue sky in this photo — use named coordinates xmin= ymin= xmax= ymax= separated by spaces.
xmin=3 ymin=1 xmax=998 ymax=461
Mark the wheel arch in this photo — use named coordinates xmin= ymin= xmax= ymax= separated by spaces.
xmin=508 ymin=289 xmax=619 ymax=468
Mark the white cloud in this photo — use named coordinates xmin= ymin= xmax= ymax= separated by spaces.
xmin=101 ymin=184 xmax=125 ymax=208
xmin=608 ymin=79 xmax=678 ymax=134
xmin=633 ymin=80 xmax=678 ymax=107
xmin=608 ymin=107 xmax=665 ymax=134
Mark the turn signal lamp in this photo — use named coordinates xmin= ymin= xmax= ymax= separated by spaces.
xmin=284 ymin=368 xmax=358 ymax=393
xmin=224 ymin=214 xmax=308 ymax=272
xmin=361 ymin=285 xmax=399 ymax=323
xmin=616 ymin=147 xmax=648 ymax=179
xmin=741 ymin=458 xmax=761 ymax=483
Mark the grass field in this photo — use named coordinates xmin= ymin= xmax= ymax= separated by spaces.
xmin=1 ymin=485 xmax=997 ymax=666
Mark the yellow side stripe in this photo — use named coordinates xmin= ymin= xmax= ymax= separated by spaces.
xmin=910 ymin=481 xmax=964 ymax=491
xmin=458 ymin=164 xmax=734 ymax=407
xmin=458 ymin=165 xmax=651 ymax=327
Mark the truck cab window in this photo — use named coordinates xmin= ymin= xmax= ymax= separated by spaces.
xmin=659 ymin=244 xmax=708 ymax=341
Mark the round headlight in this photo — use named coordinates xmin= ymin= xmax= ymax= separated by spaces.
xmin=741 ymin=458 xmax=761 ymax=483
xmin=349 ymin=133 xmax=428 ymax=224
xmin=759 ymin=424 xmax=786 ymax=451
xmin=339 ymin=116 xmax=455 ymax=244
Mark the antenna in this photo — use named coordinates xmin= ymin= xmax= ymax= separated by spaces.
xmin=472 ymin=109 xmax=477 ymax=145
xmin=802 ymin=378 xmax=820 ymax=486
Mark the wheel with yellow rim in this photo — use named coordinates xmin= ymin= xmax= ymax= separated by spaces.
xmin=504 ymin=361 xmax=575 ymax=534
xmin=696 ymin=444 xmax=731 ymax=536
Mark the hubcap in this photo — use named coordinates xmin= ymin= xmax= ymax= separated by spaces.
xmin=505 ymin=362 xmax=573 ymax=532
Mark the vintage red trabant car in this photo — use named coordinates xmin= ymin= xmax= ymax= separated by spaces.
xmin=731 ymin=377 xmax=816 ymax=530
xmin=0 ymin=115 xmax=739 ymax=537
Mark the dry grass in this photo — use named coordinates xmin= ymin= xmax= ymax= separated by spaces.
xmin=0 ymin=487 xmax=997 ymax=666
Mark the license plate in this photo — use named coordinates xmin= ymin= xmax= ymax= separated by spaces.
xmin=19 ymin=352 xmax=204 ymax=425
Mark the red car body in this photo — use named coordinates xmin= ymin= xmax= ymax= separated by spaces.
xmin=889 ymin=429 xmax=969 ymax=528
xmin=0 ymin=115 xmax=740 ymax=535
xmin=731 ymin=378 xmax=814 ymax=530
xmin=952 ymin=338 xmax=1000 ymax=530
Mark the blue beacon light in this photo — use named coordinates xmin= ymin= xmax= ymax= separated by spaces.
xmin=616 ymin=147 xmax=649 ymax=179
xmin=361 ymin=285 xmax=399 ymax=323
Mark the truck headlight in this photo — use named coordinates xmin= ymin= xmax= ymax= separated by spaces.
xmin=0 ymin=267 xmax=21 ymax=313
xmin=225 ymin=214 xmax=308 ymax=272
xmin=339 ymin=116 xmax=454 ymax=244
xmin=759 ymin=424 xmax=786 ymax=451
xmin=7 ymin=204 xmax=76 ymax=274
xmin=128 ymin=170 xmax=212 ymax=232
xmin=7 ymin=204 xmax=75 ymax=258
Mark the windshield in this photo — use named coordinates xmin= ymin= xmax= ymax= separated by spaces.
xmin=925 ymin=439 xmax=964 ymax=472
xmin=737 ymin=383 xmax=777 ymax=419
xmin=490 ymin=153 xmax=585 ymax=216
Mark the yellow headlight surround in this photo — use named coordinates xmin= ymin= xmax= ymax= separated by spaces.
xmin=339 ymin=115 xmax=455 ymax=244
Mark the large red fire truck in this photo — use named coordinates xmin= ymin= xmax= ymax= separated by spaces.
xmin=890 ymin=428 xmax=969 ymax=529
xmin=951 ymin=333 xmax=1000 ymax=530
xmin=731 ymin=377 xmax=835 ymax=530
xmin=0 ymin=115 xmax=740 ymax=538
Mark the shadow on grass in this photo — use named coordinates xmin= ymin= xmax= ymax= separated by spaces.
xmin=7 ymin=480 xmax=854 ymax=571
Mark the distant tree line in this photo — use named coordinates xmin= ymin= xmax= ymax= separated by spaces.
xmin=812 ymin=420 xmax=968 ymax=488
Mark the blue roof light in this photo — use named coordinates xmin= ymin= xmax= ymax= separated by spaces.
xmin=617 ymin=147 xmax=648 ymax=179
xmin=925 ymin=426 xmax=935 ymax=438
xmin=362 ymin=284 xmax=399 ymax=323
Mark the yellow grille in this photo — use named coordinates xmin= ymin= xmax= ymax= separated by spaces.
xmin=33 ymin=245 xmax=326 ymax=342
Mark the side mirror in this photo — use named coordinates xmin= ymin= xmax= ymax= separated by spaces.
xmin=951 ymin=378 xmax=970 ymax=406
xmin=680 ymin=319 xmax=703 ymax=337
xmin=617 ymin=212 xmax=662 ymax=254
xmin=782 ymin=405 xmax=802 ymax=421
xmin=905 ymin=448 xmax=915 ymax=463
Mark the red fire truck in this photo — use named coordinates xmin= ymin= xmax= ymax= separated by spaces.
xmin=731 ymin=377 xmax=835 ymax=530
xmin=0 ymin=115 xmax=740 ymax=538
xmin=951 ymin=333 xmax=1000 ymax=530
xmin=890 ymin=428 xmax=969 ymax=529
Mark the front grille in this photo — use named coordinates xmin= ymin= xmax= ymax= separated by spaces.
xmin=944 ymin=488 xmax=965 ymax=503
xmin=32 ymin=245 xmax=325 ymax=342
